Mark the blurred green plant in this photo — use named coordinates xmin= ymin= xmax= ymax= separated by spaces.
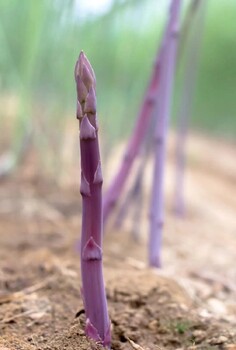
xmin=193 ymin=0 xmax=236 ymax=138
xmin=0 ymin=0 xmax=235 ymax=176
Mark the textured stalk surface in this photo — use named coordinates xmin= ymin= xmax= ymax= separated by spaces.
xmin=75 ymin=52 xmax=111 ymax=347
xmin=149 ymin=0 xmax=182 ymax=267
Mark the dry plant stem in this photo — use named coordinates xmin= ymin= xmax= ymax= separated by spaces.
xmin=149 ymin=0 xmax=182 ymax=268
xmin=173 ymin=0 xmax=206 ymax=216
xmin=75 ymin=52 xmax=111 ymax=348
xmin=103 ymin=30 xmax=168 ymax=225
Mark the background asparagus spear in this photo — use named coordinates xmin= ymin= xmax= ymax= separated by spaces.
xmin=103 ymin=0 xmax=180 ymax=227
xmin=75 ymin=51 xmax=111 ymax=348
xmin=173 ymin=0 xmax=207 ymax=217
xmin=103 ymin=32 xmax=163 ymax=225
xmin=113 ymin=113 xmax=155 ymax=239
xmin=149 ymin=0 xmax=182 ymax=267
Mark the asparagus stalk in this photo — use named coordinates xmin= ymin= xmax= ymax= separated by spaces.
xmin=103 ymin=36 xmax=164 ymax=225
xmin=103 ymin=0 xmax=183 ymax=226
xmin=149 ymin=0 xmax=182 ymax=267
xmin=173 ymin=0 xmax=206 ymax=216
xmin=114 ymin=112 xmax=155 ymax=237
xmin=75 ymin=52 xmax=111 ymax=348
xmin=113 ymin=153 xmax=144 ymax=239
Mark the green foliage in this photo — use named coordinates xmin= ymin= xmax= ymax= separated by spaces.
xmin=175 ymin=321 xmax=189 ymax=334
xmin=0 ymin=0 xmax=235 ymax=165
xmin=0 ymin=0 xmax=161 ymax=149
xmin=193 ymin=0 xmax=236 ymax=139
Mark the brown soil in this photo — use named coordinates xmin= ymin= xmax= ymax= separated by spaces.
xmin=0 ymin=134 xmax=236 ymax=350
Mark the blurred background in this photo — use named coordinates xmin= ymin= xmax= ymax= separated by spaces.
xmin=0 ymin=0 xmax=236 ymax=184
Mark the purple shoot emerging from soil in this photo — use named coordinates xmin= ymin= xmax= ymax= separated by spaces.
xmin=149 ymin=0 xmax=182 ymax=268
xmin=75 ymin=52 xmax=111 ymax=348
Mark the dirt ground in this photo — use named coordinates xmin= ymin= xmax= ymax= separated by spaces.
xmin=0 ymin=133 xmax=235 ymax=350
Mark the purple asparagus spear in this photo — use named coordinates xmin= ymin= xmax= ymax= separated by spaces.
xmin=149 ymin=0 xmax=182 ymax=267
xmin=103 ymin=38 xmax=162 ymax=225
xmin=173 ymin=0 xmax=206 ymax=217
xmin=103 ymin=0 xmax=179 ymax=226
xmin=75 ymin=52 xmax=111 ymax=348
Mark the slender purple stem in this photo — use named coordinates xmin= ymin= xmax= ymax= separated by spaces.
xmin=114 ymin=111 xmax=155 ymax=238
xmin=130 ymin=165 xmax=144 ymax=241
xmin=75 ymin=52 xmax=111 ymax=348
xmin=173 ymin=0 xmax=206 ymax=217
xmin=103 ymin=32 xmax=166 ymax=225
xmin=113 ymin=152 xmax=144 ymax=239
xmin=149 ymin=0 xmax=182 ymax=268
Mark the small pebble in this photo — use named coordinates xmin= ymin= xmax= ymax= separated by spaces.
xmin=192 ymin=329 xmax=206 ymax=341
xmin=209 ymin=335 xmax=228 ymax=345
xmin=148 ymin=320 xmax=158 ymax=331
xmin=207 ymin=298 xmax=227 ymax=315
